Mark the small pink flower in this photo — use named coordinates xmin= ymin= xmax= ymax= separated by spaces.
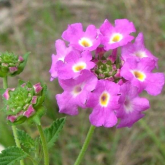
xmin=33 ymin=83 xmax=42 ymax=94
xmin=120 ymin=58 xmax=164 ymax=95
xmin=56 ymin=70 xmax=98 ymax=115
xmin=116 ymin=82 xmax=150 ymax=128
xmin=3 ymin=88 xmax=15 ymax=100
xmin=9 ymin=67 xmax=18 ymax=73
xmin=49 ymin=39 xmax=73 ymax=81
xmin=56 ymin=50 xmax=95 ymax=80
xmin=62 ymin=23 xmax=100 ymax=51
xmin=100 ymin=19 xmax=136 ymax=50
xmin=86 ymin=80 xmax=120 ymax=127
xmin=23 ymin=105 xmax=35 ymax=118
xmin=31 ymin=96 xmax=38 ymax=104
xmin=18 ymin=56 xmax=24 ymax=62
xmin=7 ymin=115 xmax=17 ymax=122
xmin=121 ymin=32 xmax=158 ymax=66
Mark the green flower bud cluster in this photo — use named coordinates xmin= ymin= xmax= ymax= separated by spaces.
xmin=3 ymin=80 xmax=47 ymax=125
xmin=0 ymin=52 xmax=29 ymax=77
xmin=94 ymin=60 xmax=114 ymax=79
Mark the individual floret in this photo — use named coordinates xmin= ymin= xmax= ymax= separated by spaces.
xmin=56 ymin=70 xmax=98 ymax=115
xmin=121 ymin=33 xmax=158 ymax=66
xmin=116 ymin=82 xmax=150 ymax=128
xmin=86 ymin=80 xmax=120 ymax=127
xmin=62 ymin=23 xmax=100 ymax=51
xmin=120 ymin=58 xmax=164 ymax=95
xmin=49 ymin=39 xmax=73 ymax=81
xmin=100 ymin=19 xmax=136 ymax=50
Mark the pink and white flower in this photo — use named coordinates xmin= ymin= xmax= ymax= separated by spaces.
xmin=86 ymin=80 xmax=120 ymax=128
xmin=121 ymin=32 xmax=158 ymax=66
xmin=56 ymin=50 xmax=95 ymax=79
xmin=100 ymin=19 xmax=136 ymax=50
xmin=56 ymin=70 xmax=98 ymax=115
xmin=49 ymin=39 xmax=73 ymax=81
xmin=116 ymin=82 xmax=150 ymax=128
xmin=62 ymin=23 xmax=100 ymax=51
xmin=120 ymin=58 xmax=164 ymax=95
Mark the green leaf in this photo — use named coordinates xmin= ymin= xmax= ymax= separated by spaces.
xmin=0 ymin=146 xmax=28 ymax=165
xmin=44 ymin=117 xmax=66 ymax=148
xmin=18 ymin=79 xmax=25 ymax=86
xmin=17 ymin=129 xmax=35 ymax=151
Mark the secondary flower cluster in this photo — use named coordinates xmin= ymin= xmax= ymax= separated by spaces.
xmin=0 ymin=52 xmax=29 ymax=77
xmin=2 ymin=80 xmax=47 ymax=125
xmin=50 ymin=19 xmax=164 ymax=128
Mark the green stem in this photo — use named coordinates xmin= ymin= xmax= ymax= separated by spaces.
xmin=3 ymin=76 xmax=8 ymax=89
xmin=37 ymin=124 xmax=49 ymax=165
xmin=27 ymin=156 xmax=38 ymax=165
xmin=12 ymin=126 xmax=25 ymax=165
xmin=3 ymin=77 xmax=25 ymax=165
xmin=74 ymin=125 xmax=96 ymax=165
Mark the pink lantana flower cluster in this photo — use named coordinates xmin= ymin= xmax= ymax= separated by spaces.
xmin=50 ymin=19 xmax=164 ymax=128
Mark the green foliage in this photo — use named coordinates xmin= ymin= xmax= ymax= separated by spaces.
xmin=44 ymin=118 xmax=66 ymax=148
xmin=17 ymin=129 xmax=35 ymax=151
xmin=0 ymin=146 xmax=28 ymax=165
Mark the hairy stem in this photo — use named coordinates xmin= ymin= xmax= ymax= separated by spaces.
xmin=74 ymin=125 xmax=96 ymax=165
xmin=37 ymin=124 xmax=49 ymax=165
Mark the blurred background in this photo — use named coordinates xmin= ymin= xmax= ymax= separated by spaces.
xmin=0 ymin=0 xmax=165 ymax=164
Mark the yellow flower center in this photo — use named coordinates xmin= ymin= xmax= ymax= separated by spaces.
xmin=99 ymin=91 xmax=110 ymax=107
xmin=72 ymin=62 xmax=86 ymax=72
xmin=132 ymin=70 xmax=146 ymax=81
xmin=79 ymin=38 xmax=93 ymax=47
xmin=110 ymin=33 xmax=123 ymax=43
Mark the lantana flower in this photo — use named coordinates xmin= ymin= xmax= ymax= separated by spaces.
xmin=100 ymin=19 xmax=136 ymax=50
xmin=116 ymin=82 xmax=150 ymax=128
xmin=121 ymin=32 xmax=158 ymax=66
xmin=120 ymin=58 xmax=164 ymax=95
xmin=50 ymin=19 xmax=164 ymax=128
xmin=49 ymin=39 xmax=73 ymax=81
xmin=62 ymin=23 xmax=100 ymax=51
xmin=2 ymin=80 xmax=47 ymax=125
xmin=56 ymin=70 xmax=98 ymax=115
xmin=86 ymin=80 xmax=120 ymax=127
xmin=56 ymin=50 xmax=95 ymax=79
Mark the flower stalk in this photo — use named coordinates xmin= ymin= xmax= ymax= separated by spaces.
xmin=37 ymin=124 xmax=49 ymax=165
xmin=74 ymin=125 xmax=96 ymax=165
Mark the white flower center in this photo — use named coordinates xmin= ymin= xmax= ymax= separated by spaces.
xmin=72 ymin=62 xmax=86 ymax=72
xmin=79 ymin=37 xmax=93 ymax=47
xmin=58 ymin=57 xmax=65 ymax=62
xmin=124 ymin=98 xmax=133 ymax=114
xmin=110 ymin=33 xmax=123 ymax=44
xmin=134 ymin=51 xmax=147 ymax=58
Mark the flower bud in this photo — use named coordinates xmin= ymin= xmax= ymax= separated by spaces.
xmin=2 ymin=80 xmax=47 ymax=125
xmin=0 ymin=52 xmax=30 ymax=77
